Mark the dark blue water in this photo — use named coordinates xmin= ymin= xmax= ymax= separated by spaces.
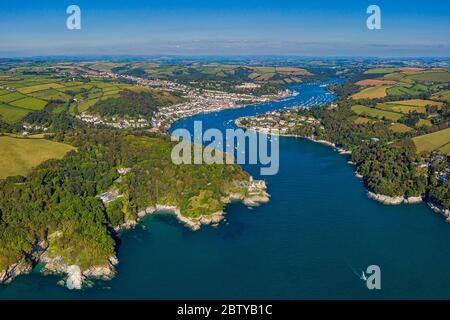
xmin=2 ymin=79 xmax=450 ymax=299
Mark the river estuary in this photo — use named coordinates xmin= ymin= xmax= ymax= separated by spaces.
xmin=1 ymin=78 xmax=450 ymax=299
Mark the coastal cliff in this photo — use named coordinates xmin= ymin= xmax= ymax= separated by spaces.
xmin=0 ymin=260 xmax=32 ymax=285
xmin=236 ymin=116 xmax=448 ymax=219
xmin=0 ymin=130 xmax=273 ymax=290
xmin=0 ymin=235 xmax=119 ymax=290
xmin=0 ymin=176 xmax=269 ymax=290
xmin=428 ymin=202 xmax=450 ymax=221
xmin=367 ymin=191 xmax=423 ymax=205
xmin=118 ymin=177 xmax=269 ymax=232
xmin=40 ymin=253 xmax=119 ymax=290
xmin=76 ymin=177 xmax=269 ymax=288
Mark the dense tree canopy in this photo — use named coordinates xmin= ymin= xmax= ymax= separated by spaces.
xmin=89 ymin=89 xmax=184 ymax=120
xmin=0 ymin=129 xmax=250 ymax=272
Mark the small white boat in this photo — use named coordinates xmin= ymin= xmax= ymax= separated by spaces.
xmin=361 ymin=271 xmax=367 ymax=281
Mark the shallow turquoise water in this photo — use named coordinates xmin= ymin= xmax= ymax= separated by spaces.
xmin=1 ymin=79 xmax=449 ymax=299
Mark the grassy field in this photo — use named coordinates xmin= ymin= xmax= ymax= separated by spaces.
xmin=438 ymin=143 xmax=450 ymax=155
xmin=0 ymin=92 xmax=26 ymax=103
xmin=355 ymin=79 xmax=397 ymax=86
xmin=50 ymin=104 xmax=67 ymax=115
xmin=412 ymin=128 xmax=450 ymax=155
xmin=101 ymin=63 xmax=312 ymax=84
xmin=432 ymin=90 xmax=450 ymax=102
xmin=10 ymin=97 xmax=47 ymax=110
xmin=352 ymin=117 xmax=372 ymax=124
xmin=17 ymin=82 xmax=65 ymax=94
xmin=364 ymin=70 xmax=450 ymax=105
xmin=78 ymin=98 xmax=99 ymax=112
xmin=387 ymin=99 xmax=444 ymax=107
xmin=376 ymin=103 xmax=426 ymax=114
xmin=86 ymin=62 xmax=124 ymax=72
xmin=351 ymin=105 xmax=403 ymax=121
xmin=406 ymin=71 xmax=450 ymax=83
xmin=0 ymin=75 xmax=154 ymax=122
xmin=0 ymin=136 xmax=76 ymax=179
xmin=390 ymin=123 xmax=413 ymax=133
xmin=382 ymin=73 xmax=406 ymax=80
xmin=364 ymin=68 xmax=399 ymax=74
xmin=0 ymin=104 xmax=31 ymax=123
xmin=416 ymin=119 xmax=433 ymax=128
xmin=351 ymin=85 xmax=391 ymax=99
xmin=30 ymin=89 xmax=70 ymax=101
xmin=386 ymin=84 xmax=428 ymax=96
xmin=372 ymin=69 xmax=450 ymax=83
xmin=62 ymin=84 xmax=94 ymax=92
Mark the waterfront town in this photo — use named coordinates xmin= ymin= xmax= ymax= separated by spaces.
xmin=75 ymin=70 xmax=291 ymax=131
xmin=235 ymin=108 xmax=322 ymax=136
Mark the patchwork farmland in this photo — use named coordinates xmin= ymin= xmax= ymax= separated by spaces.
xmin=349 ymin=67 xmax=450 ymax=155
xmin=352 ymin=68 xmax=450 ymax=101
xmin=0 ymin=75 xmax=144 ymax=124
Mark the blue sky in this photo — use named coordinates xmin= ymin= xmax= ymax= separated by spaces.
xmin=0 ymin=0 xmax=449 ymax=57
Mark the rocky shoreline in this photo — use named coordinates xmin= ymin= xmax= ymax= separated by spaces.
xmin=159 ymin=89 xmax=294 ymax=132
xmin=121 ymin=177 xmax=270 ymax=232
xmin=367 ymin=191 xmax=423 ymax=205
xmin=0 ymin=240 xmax=47 ymax=285
xmin=61 ymin=177 xmax=268 ymax=289
xmin=236 ymin=123 xmax=353 ymax=156
xmin=0 ymin=260 xmax=32 ymax=285
xmin=0 ymin=235 xmax=119 ymax=290
xmin=259 ymin=128 xmax=446 ymax=213
xmin=0 ymin=177 xmax=270 ymax=289
xmin=238 ymin=122 xmax=449 ymax=221
xmin=367 ymin=192 xmax=450 ymax=221
xmin=303 ymin=136 xmax=448 ymax=217
xmin=75 ymin=177 xmax=269 ymax=287
xmin=428 ymin=202 xmax=450 ymax=221
xmin=40 ymin=252 xmax=119 ymax=290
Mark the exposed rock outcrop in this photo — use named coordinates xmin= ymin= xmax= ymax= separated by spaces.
xmin=367 ymin=191 xmax=423 ymax=205
xmin=124 ymin=177 xmax=270 ymax=232
xmin=222 ymin=179 xmax=270 ymax=208
xmin=0 ymin=260 xmax=32 ymax=284
xmin=65 ymin=265 xmax=83 ymax=290
xmin=337 ymin=148 xmax=352 ymax=155
xmin=1 ymin=176 xmax=270 ymax=289
xmin=428 ymin=202 xmax=450 ymax=221
xmin=0 ymin=240 xmax=47 ymax=285
xmin=40 ymin=251 xmax=119 ymax=290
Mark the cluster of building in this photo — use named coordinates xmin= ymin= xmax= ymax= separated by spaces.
xmin=96 ymin=167 xmax=131 ymax=204
xmin=437 ymin=169 xmax=450 ymax=182
xmin=97 ymin=189 xmax=123 ymax=204
xmin=119 ymin=74 xmax=186 ymax=92
xmin=22 ymin=123 xmax=50 ymax=135
xmin=76 ymin=113 xmax=150 ymax=129
xmin=430 ymin=153 xmax=450 ymax=182
xmin=236 ymin=109 xmax=321 ymax=135
xmin=235 ymin=82 xmax=262 ymax=89
xmin=0 ymin=85 xmax=16 ymax=92
xmin=153 ymin=89 xmax=281 ymax=130
xmin=76 ymin=71 xmax=291 ymax=131
xmin=114 ymin=73 xmax=292 ymax=130
xmin=61 ymin=65 xmax=292 ymax=132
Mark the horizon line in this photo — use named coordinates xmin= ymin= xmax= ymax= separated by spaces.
xmin=1 ymin=54 xmax=449 ymax=60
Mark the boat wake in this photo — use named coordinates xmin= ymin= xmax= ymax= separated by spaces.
xmin=349 ymin=265 xmax=367 ymax=281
